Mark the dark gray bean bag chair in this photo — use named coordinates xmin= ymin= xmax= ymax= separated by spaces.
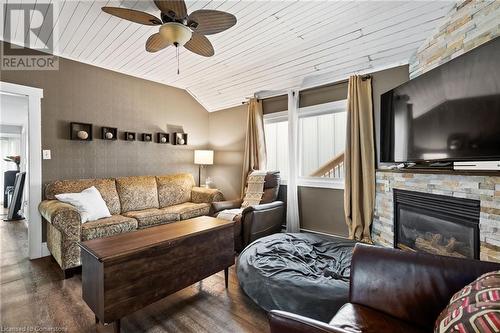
xmin=237 ymin=233 xmax=356 ymax=322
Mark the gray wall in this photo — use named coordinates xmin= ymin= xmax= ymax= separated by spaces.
xmin=372 ymin=65 xmax=410 ymax=166
xmin=1 ymin=42 xmax=210 ymax=184
xmin=207 ymin=105 xmax=247 ymax=200
xmin=299 ymin=187 xmax=348 ymax=236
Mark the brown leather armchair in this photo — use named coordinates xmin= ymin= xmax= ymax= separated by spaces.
xmin=212 ymin=171 xmax=284 ymax=252
xmin=269 ymin=243 xmax=500 ymax=333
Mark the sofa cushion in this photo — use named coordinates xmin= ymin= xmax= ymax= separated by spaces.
xmin=116 ymin=176 xmax=159 ymax=213
xmin=329 ymin=303 xmax=426 ymax=333
xmin=434 ymin=270 xmax=500 ymax=333
xmin=156 ymin=173 xmax=195 ymax=208
xmin=123 ymin=208 xmax=179 ymax=228
xmin=81 ymin=215 xmax=138 ymax=241
xmin=161 ymin=202 xmax=210 ymax=220
xmin=45 ymin=178 xmax=121 ymax=215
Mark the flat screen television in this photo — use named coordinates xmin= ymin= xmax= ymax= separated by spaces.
xmin=380 ymin=37 xmax=500 ymax=163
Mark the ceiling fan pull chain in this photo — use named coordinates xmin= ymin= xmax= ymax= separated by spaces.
xmin=177 ymin=46 xmax=180 ymax=75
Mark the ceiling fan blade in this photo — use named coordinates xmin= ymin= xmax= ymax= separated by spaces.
xmin=188 ymin=10 xmax=237 ymax=35
xmin=154 ymin=0 xmax=187 ymax=19
xmin=101 ymin=7 xmax=162 ymax=25
xmin=184 ymin=32 xmax=214 ymax=57
xmin=145 ymin=33 xmax=171 ymax=53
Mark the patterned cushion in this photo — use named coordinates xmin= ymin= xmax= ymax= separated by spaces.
xmin=45 ymin=178 xmax=121 ymax=215
xmin=156 ymin=173 xmax=195 ymax=208
xmin=123 ymin=208 xmax=179 ymax=228
xmin=81 ymin=215 xmax=138 ymax=241
xmin=116 ymin=176 xmax=159 ymax=213
xmin=161 ymin=202 xmax=210 ymax=220
xmin=434 ymin=270 xmax=500 ymax=333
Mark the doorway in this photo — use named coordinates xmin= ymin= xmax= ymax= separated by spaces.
xmin=0 ymin=82 xmax=43 ymax=259
xmin=1 ymin=94 xmax=29 ymax=219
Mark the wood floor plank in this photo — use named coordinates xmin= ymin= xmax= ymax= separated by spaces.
xmin=0 ymin=220 xmax=270 ymax=333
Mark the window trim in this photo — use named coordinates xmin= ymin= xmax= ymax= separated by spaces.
xmin=263 ymin=110 xmax=288 ymax=124
xmin=298 ymin=100 xmax=347 ymax=118
xmin=297 ymin=100 xmax=347 ymax=188
xmin=264 ymin=102 xmax=347 ymax=190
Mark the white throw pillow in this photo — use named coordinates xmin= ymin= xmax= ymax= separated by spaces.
xmin=55 ymin=186 xmax=111 ymax=223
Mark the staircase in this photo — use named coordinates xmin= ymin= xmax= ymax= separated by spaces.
xmin=309 ymin=152 xmax=344 ymax=178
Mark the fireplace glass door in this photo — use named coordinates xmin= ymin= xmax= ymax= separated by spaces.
xmin=393 ymin=189 xmax=480 ymax=259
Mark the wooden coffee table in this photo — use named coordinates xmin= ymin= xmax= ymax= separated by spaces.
xmin=79 ymin=216 xmax=234 ymax=333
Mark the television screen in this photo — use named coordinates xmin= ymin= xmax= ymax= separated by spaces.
xmin=380 ymin=37 xmax=500 ymax=163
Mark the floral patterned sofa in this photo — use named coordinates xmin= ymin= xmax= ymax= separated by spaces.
xmin=38 ymin=173 xmax=223 ymax=277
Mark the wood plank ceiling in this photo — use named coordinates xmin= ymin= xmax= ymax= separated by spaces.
xmin=1 ymin=0 xmax=455 ymax=112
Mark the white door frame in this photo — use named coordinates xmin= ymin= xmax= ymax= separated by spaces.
xmin=1 ymin=81 xmax=44 ymax=259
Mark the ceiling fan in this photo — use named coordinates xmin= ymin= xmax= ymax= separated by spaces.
xmin=102 ymin=0 xmax=237 ymax=73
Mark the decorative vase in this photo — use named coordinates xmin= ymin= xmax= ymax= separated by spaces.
xmin=105 ymin=131 xmax=114 ymax=139
xmin=160 ymin=137 xmax=167 ymax=143
xmin=178 ymin=137 xmax=185 ymax=145
xmin=77 ymin=130 xmax=89 ymax=140
xmin=128 ymin=134 xmax=134 ymax=140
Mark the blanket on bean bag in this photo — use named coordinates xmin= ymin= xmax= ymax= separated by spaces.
xmin=237 ymin=233 xmax=356 ymax=322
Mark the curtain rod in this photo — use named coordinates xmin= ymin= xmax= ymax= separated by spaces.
xmin=242 ymin=96 xmax=260 ymax=105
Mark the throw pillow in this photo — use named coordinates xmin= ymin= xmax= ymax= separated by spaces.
xmin=55 ymin=186 xmax=111 ymax=223
xmin=434 ymin=270 xmax=500 ymax=333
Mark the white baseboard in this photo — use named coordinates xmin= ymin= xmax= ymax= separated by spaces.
xmin=41 ymin=242 xmax=51 ymax=257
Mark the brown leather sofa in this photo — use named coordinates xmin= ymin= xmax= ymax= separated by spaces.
xmin=212 ymin=171 xmax=284 ymax=252
xmin=269 ymin=243 xmax=500 ymax=333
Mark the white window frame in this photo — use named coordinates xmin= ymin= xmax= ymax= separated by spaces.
xmin=297 ymin=100 xmax=347 ymax=190
xmin=264 ymin=111 xmax=289 ymax=184
xmin=264 ymin=100 xmax=347 ymax=190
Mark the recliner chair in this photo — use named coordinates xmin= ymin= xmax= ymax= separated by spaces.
xmin=212 ymin=171 xmax=284 ymax=252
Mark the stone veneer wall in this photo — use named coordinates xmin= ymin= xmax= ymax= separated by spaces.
xmin=373 ymin=172 xmax=500 ymax=263
xmin=409 ymin=0 xmax=500 ymax=78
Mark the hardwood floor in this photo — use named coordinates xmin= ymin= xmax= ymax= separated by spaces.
xmin=0 ymin=220 xmax=270 ymax=333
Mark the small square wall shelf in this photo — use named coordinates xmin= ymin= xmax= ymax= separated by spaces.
xmin=124 ymin=132 xmax=136 ymax=141
xmin=142 ymin=133 xmax=153 ymax=142
xmin=172 ymin=132 xmax=188 ymax=145
xmin=102 ymin=127 xmax=117 ymax=140
xmin=70 ymin=122 xmax=93 ymax=141
xmin=157 ymin=133 xmax=169 ymax=144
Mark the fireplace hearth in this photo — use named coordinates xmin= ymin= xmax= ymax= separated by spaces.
xmin=393 ymin=189 xmax=480 ymax=259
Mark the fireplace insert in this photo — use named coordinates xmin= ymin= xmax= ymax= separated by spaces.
xmin=393 ymin=189 xmax=480 ymax=259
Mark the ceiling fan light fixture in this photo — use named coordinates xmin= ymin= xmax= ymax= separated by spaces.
xmin=159 ymin=22 xmax=192 ymax=46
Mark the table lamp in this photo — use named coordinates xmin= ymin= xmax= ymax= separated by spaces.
xmin=194 ymin=150 xmax=214 ymax=187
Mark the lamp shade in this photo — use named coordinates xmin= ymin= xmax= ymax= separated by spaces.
xmin=194 ymin=150 xmax=214 ymax=165
xmin=159 ymin=22 xmax=193 ymax=46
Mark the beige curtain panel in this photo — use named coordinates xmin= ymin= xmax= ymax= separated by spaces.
xmin=241 ymin=98 xmax=267 ymax=195
xmin=344 ymin=75 xmax=375 ymax=243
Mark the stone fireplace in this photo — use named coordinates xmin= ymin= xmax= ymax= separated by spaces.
xmin=393 ymin=189 xmax=480 ymax=259
xmin=373 ymin=171 xmax=500 ymax=262
xmin=372 ymin=1 xmax=500 ymax=262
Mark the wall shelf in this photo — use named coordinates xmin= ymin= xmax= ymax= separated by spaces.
xmin=70 ymin=122 xmax=93 ymax=141
xmin=172 ymin=132 xmax=188 ymax=145
xmin=141 ymin=133 xmax=153 ymax=142
xmin=124 ymin=132 xmax=136 ymax=141
xmin=101 ymin=127 xmax=117 ymax=140
xmin=157 ymin=133 xmax=169 ymax=144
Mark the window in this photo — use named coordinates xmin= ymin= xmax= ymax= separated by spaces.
xmin=264 ymin=112 xmax=288 ymax=181
xmin=264 ymin=100 xmax=346 ymax=188
xmin=298 ymin=100 xmax=347 ymax=182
